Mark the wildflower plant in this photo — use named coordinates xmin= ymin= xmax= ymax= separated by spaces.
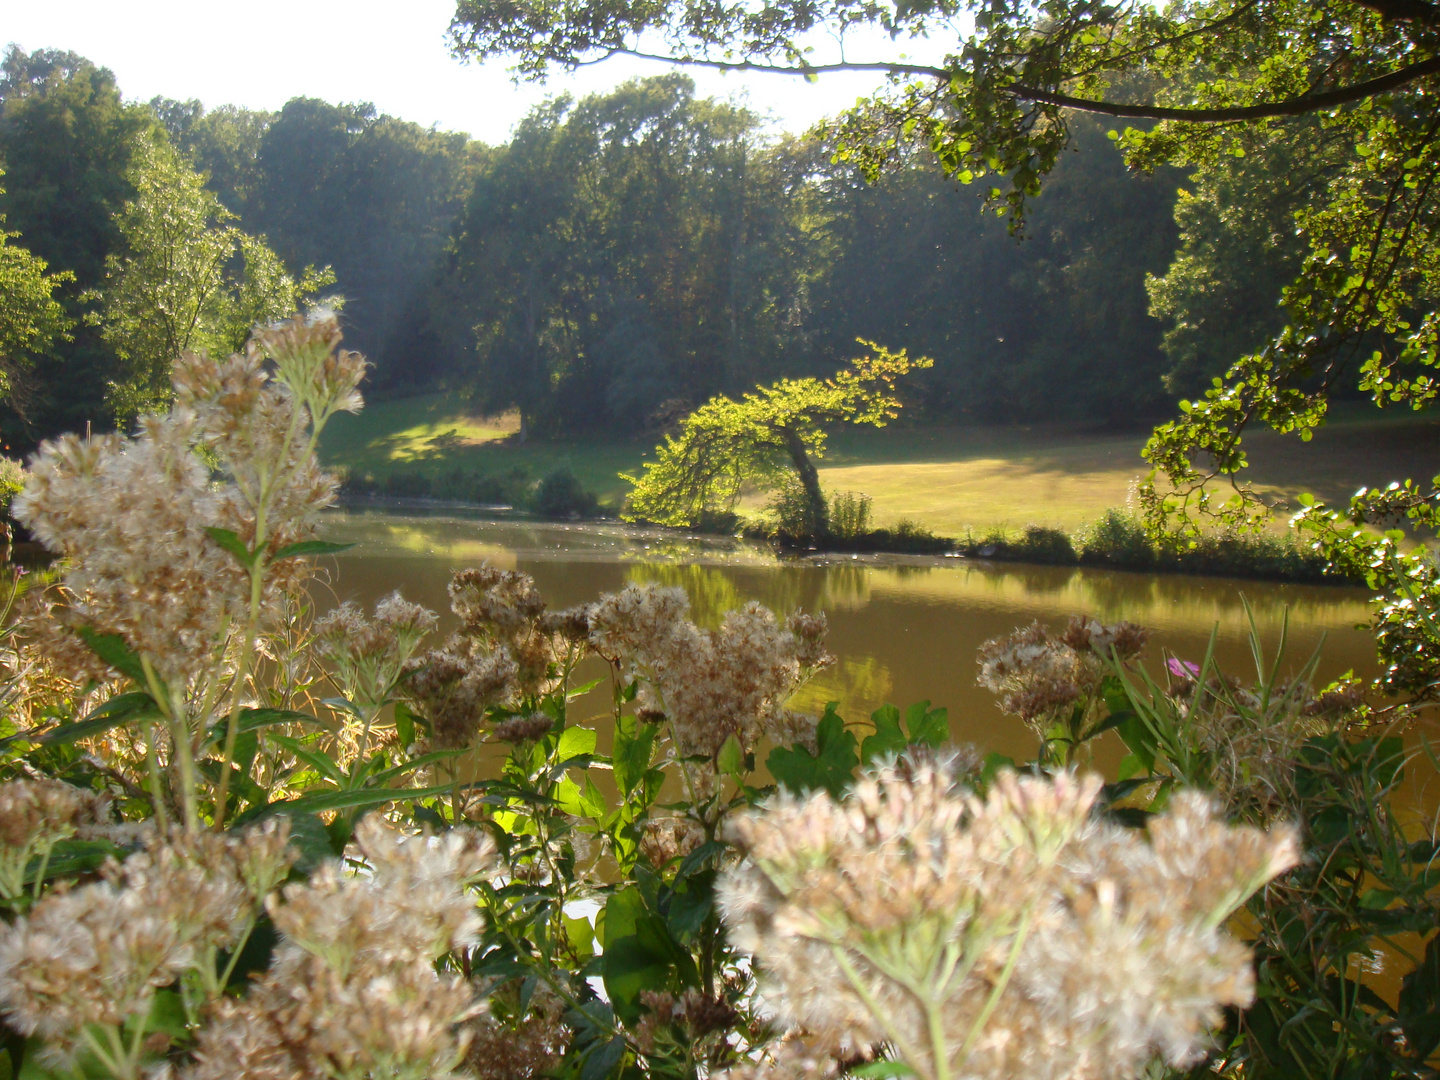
xmin=0 ymin=312 xmax=1433 ymax=1080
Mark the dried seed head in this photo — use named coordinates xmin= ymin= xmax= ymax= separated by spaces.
xmin=491 ymin=713 xmax=555 ymax=744
xmin=589 ymin=585 xmax=833 ymax=758
xmin=719 ymin=766 xmax=1297 ymax=1080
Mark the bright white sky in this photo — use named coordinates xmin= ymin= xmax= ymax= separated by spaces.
xmin=2 ymin=0 xmax=951 ymax=144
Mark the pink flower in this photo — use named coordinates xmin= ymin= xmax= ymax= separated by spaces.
xmin=1167 ymin=658 xmax=1200 ymax=680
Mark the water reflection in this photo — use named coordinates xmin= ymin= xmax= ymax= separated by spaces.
xmin=319 ymin=509 xmax=1378 ymax=763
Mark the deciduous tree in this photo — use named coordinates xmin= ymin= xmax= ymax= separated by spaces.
xmin=624 ymin=342 xmax=930 ymax=535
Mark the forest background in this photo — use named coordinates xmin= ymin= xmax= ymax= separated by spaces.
xmin=0 ymin=43 xmax=1266 ymax=458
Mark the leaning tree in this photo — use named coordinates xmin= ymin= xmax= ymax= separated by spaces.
xmin=624 ymin=342 xmax=929 ymax=536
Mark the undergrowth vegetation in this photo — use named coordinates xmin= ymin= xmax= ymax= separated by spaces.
xmin=0 ymin=318 xmax=1434 ymax=1080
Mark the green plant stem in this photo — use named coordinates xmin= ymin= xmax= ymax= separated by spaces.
xmin=79 ymin=1025 xmax=125 ymax=1080
xmin=144 ymin=722 xmax=169 ymax=833
xmin=30 ymin=836 xmax=58 ymax=901
xmin=954 ymin=907 xmax=1034 ymax=1071
xmin=830 ymin=944 xmax=933 ymax=1080
xmin=142 ymin=656 xmax=198 ymax=833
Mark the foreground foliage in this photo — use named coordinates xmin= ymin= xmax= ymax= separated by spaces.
xmin=0 ymin=318 xmax=1431 ymax=1080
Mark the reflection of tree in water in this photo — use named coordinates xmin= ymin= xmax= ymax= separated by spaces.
xmin=815 ymin=564 xmax=871 ymax=610
xmin=624 ymin=564 xmax=747 ymax=627
xmin=626 ymin=561 xmax=879 ymax=624
xmin=790 ymin=655 xmax=894 ymax=721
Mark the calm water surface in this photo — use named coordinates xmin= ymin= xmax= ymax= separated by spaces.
xmin=319 ymin=509 xmax=1382 ymax=765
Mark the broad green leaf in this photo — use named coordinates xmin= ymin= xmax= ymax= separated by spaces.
xmin=904 ymin=700 xmax=948 ymax=746
xmin=24 ymin=839 xmax=125 ymax=885
xmin=564 ymin=913 xmax=595 ymax=956
xmin=556 ymin=725 xmax=598 ymax=763
xmin=241 ymin=782 xmax=465 ymax=820
xmin=767 ymin=706 xmax=858 ymax=797
xmin=860 ymin=703 xmax=906 ymax=763
xmin=716 ymin=732 xmax=745 ymax=776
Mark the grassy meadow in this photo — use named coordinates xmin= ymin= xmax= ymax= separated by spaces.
xmin=320 ymin=393 xmax=1440 ymax=536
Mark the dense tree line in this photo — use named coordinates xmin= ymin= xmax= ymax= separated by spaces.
xmin=0 ymin=43 xmax=1289 ymax=447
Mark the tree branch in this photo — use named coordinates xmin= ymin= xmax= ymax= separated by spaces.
xmin=1011 ymin=54 xmax=1440 ymax=120
xmin=607 ymin=46 xmax=1440 ymax=123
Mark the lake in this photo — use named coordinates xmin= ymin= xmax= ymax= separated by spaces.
xmin=319 ymin=509 xmax=1380 ymax=765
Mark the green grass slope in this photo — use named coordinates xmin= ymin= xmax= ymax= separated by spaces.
xmin=320 ymin=394 xmax=1440 ymax=535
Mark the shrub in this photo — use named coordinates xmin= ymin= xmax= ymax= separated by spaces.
xmin=0 ymin=313 xmax=1422 ymax=1080
xmin=383 ymin=469 xmax=433 ymax=498
xmin=768 ymin=478 xmax=824 ymax=540
xmin=1078 ymin=507 xmax=1156 ymax=568
xmin=1015 ymin=523 xmax=1076 ymax=564
xmin=829 ymin=490 xmax=873 ymax=539
xmin=532 ymin=466 xmax=598 ymax=518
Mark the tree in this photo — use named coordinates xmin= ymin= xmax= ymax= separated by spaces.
xmin=89 ymin=139 xmax=331 ymax=421
xmin=448 ymin=0 xmax=1440 ymax=696
xmin=0 ymin=46 xmax=154 ymax=438
xmin=0 ymin=180 xmax=73 ymax=420
xmin=624 ymin=342 xmax=930 ymax=535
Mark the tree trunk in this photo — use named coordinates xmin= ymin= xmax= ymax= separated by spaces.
xmin=783 ymin=427 xmax=829 ymax=540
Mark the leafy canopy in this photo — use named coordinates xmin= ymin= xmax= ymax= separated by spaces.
xmin=0 ymin=178 xmax=72 ymax=416
xmin=87 ymin=139 xmax=333 ymax=423
xmin=451 ymin=0 xmax=1440 ymax=694
xmin=623 ymin=341 xmax=930 ymax=528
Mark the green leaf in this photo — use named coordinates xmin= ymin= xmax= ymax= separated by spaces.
xmin=567 ymin=677 xmax=605 ymax=701
xmin=201 ymin=708 xmax=323 ymax=753
xmin=24 ymin=838 xmax=125 ymax=885
xmin=849 ymin=1063 xmax=917 ymax=1079
xmin=242 ymin=782 xmax=465 ymax=819
xmin=394 ymin=701 xmax=417 ymax=749
xmin=266 ymin=733 xmax=345 ymax=786
xmin=716 ymin=732 xmax=745 ymax=776
xmin=239 ymin=809 xmax=335 ymax=874
xmin=611 ymin=713 xmax=656 ymax=796
xmin=271 ymin=539 xmax=355 ymax=560
xmin=1115 ymin=715 xmax=1156 ymax=774
xmin=35 ymin=692 xmax=159 ymax=744
xmin=601 ymin=886 xmax=698 ymax=1024
xmin=74 ymin=627 xmax=147 ymax=684
xmin=1400 ymin=933 xmax=1440 ymax=1060
xmin=556 ymin=725 xmax=598 ymax=763
xmin=767 ymin=705 xmax=858 ymax=797
xmin=904 ymin=700 xmax=949 ymax=747
xmin=579 ymin=1036 xmax=626 ymax=1080
xmin=205 ymin=526 xmax=261 ymax=570
xmin=860 ymin=703 xmax=906 ymax=763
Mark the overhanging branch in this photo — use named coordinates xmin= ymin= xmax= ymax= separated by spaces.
xmin=609 ymin=46 xmax=1440 ymax=123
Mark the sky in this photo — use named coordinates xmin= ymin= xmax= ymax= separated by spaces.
xmin=2 ymin=0 xmax=950 ymax=143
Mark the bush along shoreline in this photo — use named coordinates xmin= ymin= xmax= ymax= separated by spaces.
xmin=767 ymin=501 xmax=1356 ymax=584
xmin=339 ymin=464 xmax=602 ymax=519
xmin=337 ymin=466 xmax=1356 ymax=584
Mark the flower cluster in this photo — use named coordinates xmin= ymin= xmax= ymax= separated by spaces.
xmin=977 ymin=616 xmax=1148 ymax=745
xmin=0 ymin=821 xmax=295 ymax=1068
xmin=718 ymin=760 xmax=1298 ymax=1080
xmin=185 ymin=817 xmax=496 ymax=1080
xmin=463 ymin=988 xmax=572 ymax=1080
xmin=0 ymin=778 xmax=111 ymax=898
xmin=404 ymin=565 xmax=592 ymax=748
xmin=315 ymin=592 xmax=438 ymax=717
xmin=589 ymin=584 xmax=834 ymax=758
xmin=14 ymin=314 xmax=361 ymax=692
xmin=14 ymin=417 xmax=251 ymax=688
